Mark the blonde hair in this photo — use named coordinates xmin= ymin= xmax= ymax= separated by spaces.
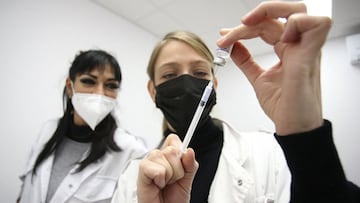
xmin=146 ymin=31 xmax=215 ymax=138
xmin=147 ymin=30 xmax=215 ymax=82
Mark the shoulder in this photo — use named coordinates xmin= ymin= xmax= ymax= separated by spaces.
xmin=19 ymin=118 xmax=60 ymax=176
xmin=32 ymin=118 xmax=59 ymax=146
xmin=113 ymin=128 xmax=148 ymax=155
xmin=38 ymin=118 xmax=58 ymax=132
xmin=220 ymin=119 xmax=289 ymax=173
xmin=97 ymin=129 xmax=147 ymax=176
xmin=221 ymin=120 xmax=276 ymax=144
xmin=30 ymin=118 xmax=60 ymax=151
xmin=220 ymin=119 xmax=283 ymax=157
xmin=38 ymin=118 xmax=59 ymax=135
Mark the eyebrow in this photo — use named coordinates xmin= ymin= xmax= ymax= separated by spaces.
xmin=158 ymin=60 xmax=210 ymax=69
xmin=81 ymin=73 xmax=119 ymax=82
xmin=158 ymin=62 xmax=179 ymax=70
xmin=189 ymin=60 xmax=211 ymax=67
xmin=82 ymin=73 xmax=97 ymax=79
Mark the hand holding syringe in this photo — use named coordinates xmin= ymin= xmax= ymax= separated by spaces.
xmin=181 ymin=45 xmax=233 ymax=152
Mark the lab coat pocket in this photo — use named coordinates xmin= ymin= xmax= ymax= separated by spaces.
xmin=73 ymin=176 xmax=117 ymax=202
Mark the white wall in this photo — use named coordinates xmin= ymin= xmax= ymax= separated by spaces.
xmin=1 ymin=1 xmax=359 ymax=202
xmin=0 ymin=1 xmax=161 ymax=201
xmin=321 ymin=37 xmax=360 ymax=184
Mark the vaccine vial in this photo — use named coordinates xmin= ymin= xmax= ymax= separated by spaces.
xmin=214 ymin=45 xmax=233 ymax=67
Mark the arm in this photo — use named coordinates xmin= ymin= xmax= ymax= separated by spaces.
xmin=275 ymin=120 xmax=360 ymax=202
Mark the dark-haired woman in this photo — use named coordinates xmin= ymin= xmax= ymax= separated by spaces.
xmin=17 ymin=50 xmax=147 ymax=203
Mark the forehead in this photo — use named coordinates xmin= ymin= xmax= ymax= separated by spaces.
xmin=78 ymin=65 xmax=116 ymax=78
xmin=155 ymin=40 xmax=208 ymax=65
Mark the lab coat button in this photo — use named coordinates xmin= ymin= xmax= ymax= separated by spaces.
xmin=237 ymin=179 xmax=243 ymax=186
xmin=69 ymin=184 xmax=73 ymax=188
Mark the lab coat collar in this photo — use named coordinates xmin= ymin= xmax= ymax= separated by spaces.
xmin=221 ymin=120 xmax=250 ymax=166
xmin=208 ymin=120 xmax=255 ymax=202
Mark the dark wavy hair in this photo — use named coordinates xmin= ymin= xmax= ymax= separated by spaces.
xmin=32 ymin=50 xmax=122 ymax=175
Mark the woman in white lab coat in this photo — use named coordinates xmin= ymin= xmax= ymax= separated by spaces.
xmin=112 ymin=30 xmax=291 ymax=203
xmin=114 ymin=121 xmax=290 ymax=202
xmin=17 ymin=50 xmax=147 ymax=203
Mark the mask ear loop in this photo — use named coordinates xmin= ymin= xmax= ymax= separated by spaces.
xmin=69 ymin=81 xmax=76 ymax=98
xmin=67 ymin=81 xmax=75 ymax=115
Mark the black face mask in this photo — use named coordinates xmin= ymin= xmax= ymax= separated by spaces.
xmin=155 ymin=75 xmax=217 ymax=139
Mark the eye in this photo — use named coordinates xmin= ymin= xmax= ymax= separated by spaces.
xmin=190 ymin=62 xmax=212 ymax=79
xmin=80 ymin=78 xmax=96 ymax=85
xmin=161 ymin=72 xmax=177 ymax=80
xmin=194 ymin=71 xmax=209 ymax=77
xmin=105 ymin=82 xmax=120 ymax=90
xmin=192 ymin=68 xmax=211 ymax=79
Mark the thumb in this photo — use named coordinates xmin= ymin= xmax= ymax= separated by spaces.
xmin=180 ymin=148 xmax=198 ymax=191
xmin=231 ymin=41 xmax=263 ymax=86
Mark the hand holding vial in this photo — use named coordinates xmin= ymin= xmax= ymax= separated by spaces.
xmin=216 ymin=1 xmax=332 ymax=135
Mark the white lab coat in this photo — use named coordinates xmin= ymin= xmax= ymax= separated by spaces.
xmin=18 ymin=119 xmax=148 ymax=203
xmin=111 ymin=120 xmax=291 ymax=203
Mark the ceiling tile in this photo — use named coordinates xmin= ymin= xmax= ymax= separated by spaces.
xmin=90 ymin=0 xmax=360 ymax=56
xmin=163 ymin=0 xmax=250 ymax=33
xmin=136 ymin=9 xmax=188 ymax=38
xmin=149 ymin=0 xmax=175 ymax=8
xmin=91 ymin=0 xmax=157 ymax=21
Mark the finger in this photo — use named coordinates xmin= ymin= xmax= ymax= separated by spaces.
xmin=217 ymin=18 xmax=284 ymax=48
xmin=282 ymin=14 xmax=332 ymax=47
xmin=179 ymin=148 xmax=198 ymax=191
xmin=138 ymin=158 xmax=167 ymax=188
xmin=163 ymin=146 xmax=184 ymax=184
xmin=219 ymin=28 xmax=231 ymax=36
xmin=182 ymin=148 xmax=198 ymax=175
xmin=217 ymin=25 xmax=258 ymax=48
xmin=161 ymin=133 xmax=182 ymax=150
xmin=242 ymin=1 xmax=307 ymax=25
xmin=230 ymin=41 xmax=264 ymax=86
xmin=144 ymin=149 xmax=174 ymax=187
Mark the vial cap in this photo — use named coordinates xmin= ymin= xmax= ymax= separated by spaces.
xmin=214 ymin=57 xmax=226 ymax=67
xmin=215 ymin=46 xmax=233 ymax=58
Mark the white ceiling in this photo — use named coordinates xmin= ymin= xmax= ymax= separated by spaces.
xmin=91 ymin=0 xmax=360 ymax=56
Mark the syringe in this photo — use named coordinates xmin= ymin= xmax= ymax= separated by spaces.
xmin=181 ymin=45 xmax=233 ymax=152
xmin=181 ymin=80 xmax=214 ymax=152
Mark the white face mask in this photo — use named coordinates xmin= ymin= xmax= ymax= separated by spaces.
xmin=71 ymin=83 xmax=117 ymax=130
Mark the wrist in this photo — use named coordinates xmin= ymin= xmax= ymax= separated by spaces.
xmin=276 ymin=118 xmax=324 ymax=136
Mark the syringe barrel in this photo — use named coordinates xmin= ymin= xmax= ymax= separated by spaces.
xmin=181 ymin=80 xmax=213 ymax=152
